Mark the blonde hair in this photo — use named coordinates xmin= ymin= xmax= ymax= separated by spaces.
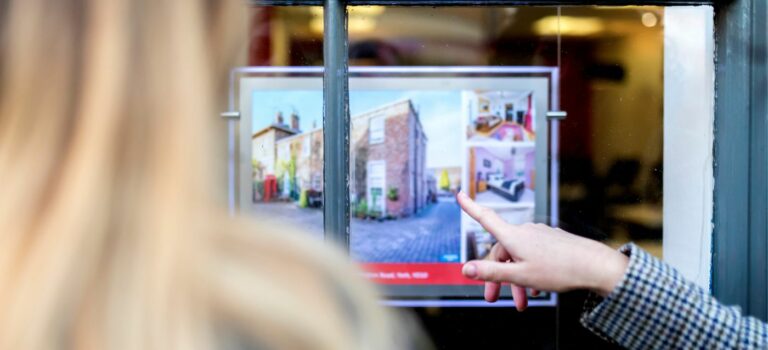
xmin=0 ymin=0 xmax=409 ymax=349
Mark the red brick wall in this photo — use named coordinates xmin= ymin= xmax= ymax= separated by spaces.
xmin=348 ymin=100 xmax=427 ymax=218
xmin=368 ymin=112 xmax=412 ymax=217
xmin=351 ymin=128 xmax=369 ymax=203
xmin=414 ymin=117 xmax=427 ymax=213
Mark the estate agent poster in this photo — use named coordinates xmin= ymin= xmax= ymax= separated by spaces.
xmin=241 ymin=70 xmax=555 ymax=306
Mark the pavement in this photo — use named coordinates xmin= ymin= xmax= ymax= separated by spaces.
xmin=252 ymin=196 xmax=461 ymax=263
xmin=252 ymin=201 xmax=325 ymax=238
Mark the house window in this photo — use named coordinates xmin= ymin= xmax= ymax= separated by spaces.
xmin=369 ymin=115 xmax=385 ymax=144
xmin=302 ymin=137 xmax=310 ymax=157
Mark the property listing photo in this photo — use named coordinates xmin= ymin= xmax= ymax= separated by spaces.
xmin=464 ymin=90 xmax=536 ymax=143
xmin=249 ymin=89 xmax=466 ymax=264
xmin=465 ymin=205 xmax=535 ymax=259
xmin=467 ymin=145 xmax=536 ymax=207
xmin=248 ymin=85 xmax=542 ymax=266
xmin=250 ymin=90 xmax=326 ymax=238
xmin=347 ymin=94 xmax=463 ymax=264
xmin=244 ymin=70 xmax=549 ymax=291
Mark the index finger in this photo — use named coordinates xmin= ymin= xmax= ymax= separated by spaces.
xmin=457 ymin=192 xmax=513 ymax=244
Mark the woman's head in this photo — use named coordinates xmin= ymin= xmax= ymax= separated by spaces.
xmin=0 ymin=1 xmax=409 ymax=349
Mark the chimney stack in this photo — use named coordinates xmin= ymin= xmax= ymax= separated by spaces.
xmin=275 ymin=111 xmax=284 ymax=125
xmin=290 ymin=112 xmax=300 ymax=131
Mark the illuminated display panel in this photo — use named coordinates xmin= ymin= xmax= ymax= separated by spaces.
xmin=236 ymin=67 xmax=558 ymax=307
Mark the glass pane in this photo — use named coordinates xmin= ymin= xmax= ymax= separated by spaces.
xmin=557 ymin=6 xmax=664 ymax=258
xmin=341 ymin=4 xmax=696 ymax=349
xmin=246 ymin=4 xmax=713 ymax=349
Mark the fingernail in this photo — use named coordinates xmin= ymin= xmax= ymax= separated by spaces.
xmin=457 ymin=191 xmax=466 ymax=198
xmin=462 ymin=263 xmax=477 ymax=278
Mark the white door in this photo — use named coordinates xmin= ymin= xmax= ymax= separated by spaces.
xmin=367 ymin=160 xmax=386 ymax=216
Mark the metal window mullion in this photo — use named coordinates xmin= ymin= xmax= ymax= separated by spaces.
xmin=323 ymin=0 xmax=350 ymax=248
xmin=748 ymin=0 xmax=768 ymax=319
xmin=712 ymin=0 xmax=753 ymax=313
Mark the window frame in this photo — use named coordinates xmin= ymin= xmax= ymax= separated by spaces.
xmin=245 ymin=0 xmax=768 ymax=320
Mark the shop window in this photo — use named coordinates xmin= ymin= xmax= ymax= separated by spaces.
xmin=239 ymin=4 xmax=714 ymax=349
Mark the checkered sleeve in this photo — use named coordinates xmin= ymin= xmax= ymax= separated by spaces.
xmin=580 ymin=243 xmax=768 ymax=349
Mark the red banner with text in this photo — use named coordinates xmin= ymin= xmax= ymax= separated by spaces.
xmin=361 ymin=263 xmax=484 ymax=285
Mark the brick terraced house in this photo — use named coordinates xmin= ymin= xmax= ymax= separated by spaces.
xmin=252 ymin=99 xmax=428 ymax=218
